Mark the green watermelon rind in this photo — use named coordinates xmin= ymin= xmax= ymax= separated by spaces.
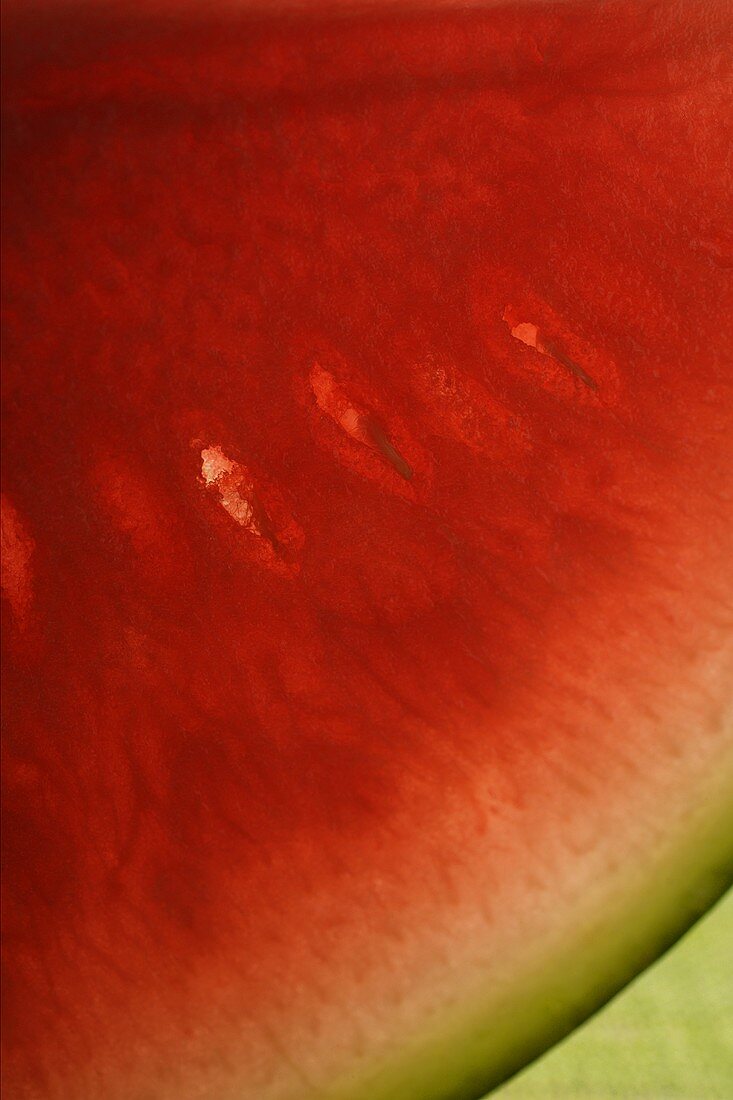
xmin=319 ymin=736 xmax=733 ymax=1100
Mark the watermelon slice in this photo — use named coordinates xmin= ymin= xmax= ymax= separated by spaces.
xmin=2 ymin=1 xmax=732 ymax=1098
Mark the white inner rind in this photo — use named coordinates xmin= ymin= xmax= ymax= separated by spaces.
xmin=319 ymin=735 xmax=733 ymax=1100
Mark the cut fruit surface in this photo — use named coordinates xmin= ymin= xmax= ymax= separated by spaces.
xmin=2 ymin=2 xmax=732 ymax=1098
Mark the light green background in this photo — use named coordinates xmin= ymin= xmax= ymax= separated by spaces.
xmin=496 ymin=889 xmax=733 ymax=1099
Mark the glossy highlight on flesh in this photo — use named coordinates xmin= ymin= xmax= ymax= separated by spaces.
xmin=2 ymin=2 xmax=732 ymax=1099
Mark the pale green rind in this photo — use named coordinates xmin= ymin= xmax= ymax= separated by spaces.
xmin=498 ymin=888 xmax=733 ymax=1097
xmin=319 ymin=737 xmax=733 ymax=1100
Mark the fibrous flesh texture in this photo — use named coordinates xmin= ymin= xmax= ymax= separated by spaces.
xmin=2 ymin=2 xmax=733 ymax=1098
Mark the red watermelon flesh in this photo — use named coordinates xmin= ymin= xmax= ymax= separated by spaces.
xmin=2 ymin=2 xmax=733 ymax=1098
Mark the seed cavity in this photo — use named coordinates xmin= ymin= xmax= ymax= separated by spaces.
xmin=310 ymin=362 xmax=413 ymax=481
xmin=505 ymin=313 xmax=599 ymax=392
xmin=200 ymin=446 xmax=277 ymax=544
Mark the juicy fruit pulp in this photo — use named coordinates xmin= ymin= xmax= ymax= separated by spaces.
xmin=2 ymin=2 xmax=733 ymax=1098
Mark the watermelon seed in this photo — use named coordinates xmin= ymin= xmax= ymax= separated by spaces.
xmin=507 ymin=317 xmax=599 ymax=392
xmin=363 ymin=418 xmax=414 ymax=481
xmin=310 ymin=361 xmax=413 ymax=480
